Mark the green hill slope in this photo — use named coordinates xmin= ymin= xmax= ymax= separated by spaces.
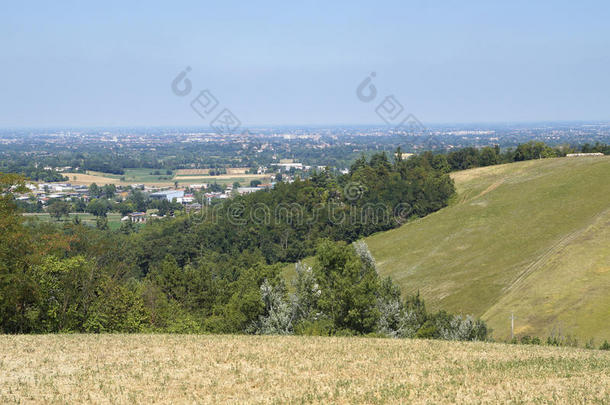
xmin=365 ymin=156 xmax=610 ymax=341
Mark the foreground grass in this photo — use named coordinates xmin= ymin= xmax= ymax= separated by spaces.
xmin=1 ymin=335 xmax=609 ymax=404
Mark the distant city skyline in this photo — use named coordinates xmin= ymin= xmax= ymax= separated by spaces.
xmin=2 ymin=1 xmax=610 ymax=127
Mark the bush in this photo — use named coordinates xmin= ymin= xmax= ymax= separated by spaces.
xmin=294 ymin=318 xmax=335 ymax=336
xmin=600 ymin=340 xmax=610 ymax=351
xmin=546 ymin=336 xmax=560 ymax=346
xmin=249 ymin=279 xmax=294 ymax=335
xmin=415 ymin=321 xmax=438 ymax=339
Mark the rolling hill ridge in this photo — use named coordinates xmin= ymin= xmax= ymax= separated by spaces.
xmin=365 ymin=156 xmax=610 ymax=341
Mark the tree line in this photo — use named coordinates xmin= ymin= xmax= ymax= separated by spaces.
xmin=2 ymin=142 xmax=608 ymax=341
xmin=0 ymin=155 xmax=484 ymax=339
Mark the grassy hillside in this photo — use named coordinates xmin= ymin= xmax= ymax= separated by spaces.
xmin=1 ymin=334 xmax=608 ymax=403
xmin=365 ymin=156 xmax=610 ymax=341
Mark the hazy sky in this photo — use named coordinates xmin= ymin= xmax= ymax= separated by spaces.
xmin=2 ymin=0 xmax=610 ymax=127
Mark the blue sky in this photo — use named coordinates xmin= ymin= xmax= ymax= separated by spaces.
xmin=1 ymin=0 xmax=610 ymax=127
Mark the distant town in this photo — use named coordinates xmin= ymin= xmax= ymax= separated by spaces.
xmin=3 ymin=122 xmax=609 ymax=229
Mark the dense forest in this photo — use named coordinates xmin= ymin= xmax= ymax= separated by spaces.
xmin=130 ymin=152 xmax=454 ymax=267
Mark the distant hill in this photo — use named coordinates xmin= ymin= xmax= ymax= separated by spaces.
xmin=365 ymin=156 xmax=610 ymax=341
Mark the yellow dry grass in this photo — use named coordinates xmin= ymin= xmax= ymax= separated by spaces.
xmin=175 ymin=168 xmax=211 ymax=175
xmin=61 ymin=173 xmax=134 ymax=186
xmin=175 ymin=168 xmax=248 ymax=176
xmin=226 ymin=167 xmax=248 ymax=175
xmin=1 ymin=334 xmax=608 ymax=404
xmin=175 ymin=173 xmax=268 ymax=181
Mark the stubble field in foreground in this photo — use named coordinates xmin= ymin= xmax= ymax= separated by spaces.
xmin=1 ymin=334 xmax=609 ymax=404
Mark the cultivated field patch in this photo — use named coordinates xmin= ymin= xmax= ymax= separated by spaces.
xmin=0 ymin=334 xmax=608 ymax=404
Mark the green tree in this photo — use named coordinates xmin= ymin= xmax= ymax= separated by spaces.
xmin=48 ymin=200 xmax=70 ymax=221
xmin=313 ymin=240 xmax=380 ymax=334
xmin=88 ymin=183 xmax=100 ymax=198
xmin=102 ymin=184 xmax=116 ymax=199
xmin=87 ymin=199 xmax=110 ymax=217
xmin=129 ymin=190 xmax=147 ymax=212
xmin=31 ymin=256 xmax=96 ymax=332
xmin=479 ymin=146 xmax=499 ymax=166
xmin=96 ymin=217 xmax=109 ymax=230
xmin=117 ymin=201 xmax=135 ymax=216
xmin=83 ymin=276 xmax=147 ymax=333
xmin=0 ymin=173 xmax=39 ymax=333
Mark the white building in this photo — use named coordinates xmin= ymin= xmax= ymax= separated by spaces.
xmin=149 ymin=189 xmax=185 ymax=202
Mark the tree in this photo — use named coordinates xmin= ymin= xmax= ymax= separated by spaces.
xmin=479 ymin=146 xmax=499 ymax=167
xmin=89 ymin=183 xmax=100 ymax=198
xmin=0 ymin=173 xmax=38 ymax=333
xmin=83 ymin=275 xmax=147 ymax=333
xmin=209 ymin=182 xmax=222 ymax=192
xmin=129 ymin=190 xmax=147 ymax=212
xmin=250 ymin=279 xmax=294 ymax=335
xmin=87 ymin=199 xmax=110 ymax=217
xmin=314 ymin=240 xmax=380 ymax=334
xmin=73 ymin=198 xmax=87 ymax=212
xmin=31 ymin=256 xmax=96 ymax=332
xmin=119 ymin=220 xmax=135 ymax=234
xmin=117 ymin=202 xmax=134 ymax=216
xmin=102 ymin=184 xmax=116 ymax=199
xmin=48 ymin=200 xmax=70 ymax=221
xmin=96 ymin=217 xmax=109 ymax=230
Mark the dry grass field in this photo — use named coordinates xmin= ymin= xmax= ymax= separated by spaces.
xmin=1 ymin=334 xmax=609 ymax=404
xmin=173 ymin=173 xmax=268 ymax=181
xmin=62 ymin=173 xmax=134 ymax=186
xmin=175 ymin=168 xmax=249 ymax=176
xmin=175 ymin=168 xmax=212 ymax=175
xmin=60 ymin=170 xmax=270 ymax=187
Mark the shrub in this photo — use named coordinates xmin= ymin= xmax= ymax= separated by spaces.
xmin=546 ymin=336 xmax=561 ymax=346
xmin=600 ymin=340 xmax=610 ymax=351
xmin=294 ymin=318 xmax=335 ymax=336
xmin=249 ymin=279 xmax=294 ymax=335
xmin=415 ymin=321 xmax=438 ymax=339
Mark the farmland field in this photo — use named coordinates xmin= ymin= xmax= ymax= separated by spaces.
xmin=22 ymin=212 xmax=124 ymax=230
xmin=175 ymin=167 xmax=249 ymax=175
xmin=0 ymin=335 xmax=608 ymax=404
xmin=61 ymin=169 xmax=270 ymax=187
